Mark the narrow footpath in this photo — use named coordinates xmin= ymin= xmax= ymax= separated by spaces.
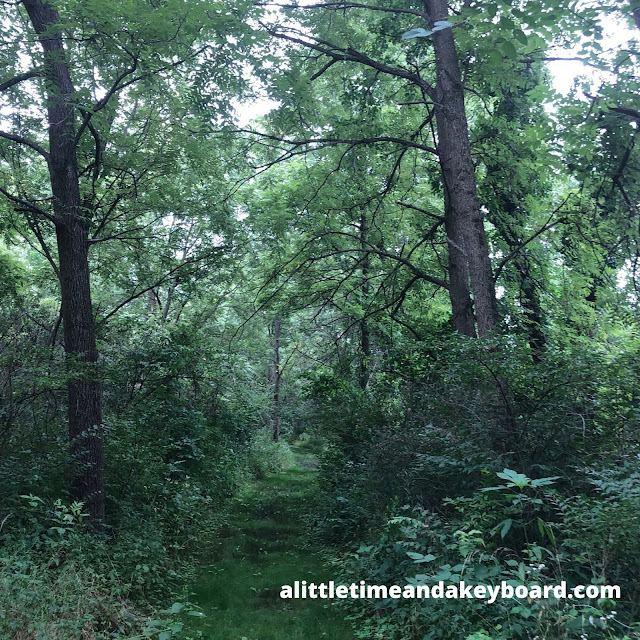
xmin=182 ymin=445 xmax=355 ymax=640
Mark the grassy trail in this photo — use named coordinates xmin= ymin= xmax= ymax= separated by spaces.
xmin=182 ymin=445 xmax=355 ymax=640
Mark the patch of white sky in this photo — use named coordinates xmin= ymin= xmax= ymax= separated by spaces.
xmin=232 ymin=0 xmax=314 ymax=126
xmin=546 ymin=7 xmax=635 ymax=95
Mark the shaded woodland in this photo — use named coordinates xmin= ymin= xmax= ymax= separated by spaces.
xmin=1 ymin=0 xmax=640 ymax=638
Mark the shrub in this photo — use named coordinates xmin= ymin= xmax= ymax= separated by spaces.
xmin=335 ymin=469 xmax=640 ymax=640
xmin=246 ymin=430 xmax=295 ymax=479
xmin=0 ymin=496 xmax=205 ymax=639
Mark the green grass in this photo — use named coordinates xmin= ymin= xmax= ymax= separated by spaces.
xmin=181 ymin=446 xmax=354 ymax=640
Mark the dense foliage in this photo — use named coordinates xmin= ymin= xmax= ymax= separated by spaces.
xmin=1 ymin=0 xmax=640 ymax=638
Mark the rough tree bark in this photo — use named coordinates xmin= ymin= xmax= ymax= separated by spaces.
xmin=442 ymin=186 xmax=477 ymax=337
xmin=518 ymin=260 xmax=546 ymax=362
xmin=429 ymin=0 xmax=499 ymax=337
xmin=23 ymin=0 xmax=105 ymax=522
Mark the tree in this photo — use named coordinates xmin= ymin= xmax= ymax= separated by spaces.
xmin=254 ymin=0 xmax=499 ymax=336
xmin=0 ymin=0 xmax=254 ymax=521
xmin=20 ymin=0 xmax=104 ymax=521
xmin=474 ymin=62 xmax=559 ymax=361
xmin=427 ymin=0 xmax=498 ymax=336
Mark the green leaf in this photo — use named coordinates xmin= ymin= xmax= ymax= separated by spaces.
xmin=496 ymin=469 xmax=530 ymax=488
xmin=485 ymin=48 xmax=504 ymax=66
xmin=160 ymin=602 xmax=185 ymax=615
xmin=500 ymin=518 xmax=513 ymax=539
xmin=407 ymin=551 xmax=436 ymax=563
xmin=537 ymin=518 xmax=556 ymax=544
xmin=435 ymin=569 xmax=452 ymax=580
xmin=499 ymin=40 xmax=518 ymax=59
xmin=513 ymin=29 xmax=528 ymax=45
xmin=498 ymin=16 xmax=516 ymax=31
xmin=530 ymin=476 xmax=559 ymax=487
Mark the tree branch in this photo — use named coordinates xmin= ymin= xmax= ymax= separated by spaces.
xmin=0 ymin=69 xmax=40 ymax=92
xmin=96 ymin=246 xmax=228 ymax=326
xmin=396 ymin=200 xmax=445 ymax=221
xmin=608 ymin=105 xmax=640 ymax=122
xmin=240 ymin=129 xmax=438 ymax=156
xmin=262 ymin=25 xmax=436 ymax=99
xmin=260 ymin=1 xmax=427 ymax=19
xmin=75 ymin=60 xmax=139 ymax=143
xmin=0 ymin=130 xmax=49 ymax=160
xmin=0 ymin=185 xmax=55 ymax=222
xmin=25 ymin=212 xmax=60 ymax=279
xmin=75 ymin=45 xmax=210 ymax=143
xmin=311 ymin=229 xmax=448 ymax=287
xmin=309 ymin=58 xmax=339 ymax=81
xmin=494 ymin=200 xmax=569 ymax=281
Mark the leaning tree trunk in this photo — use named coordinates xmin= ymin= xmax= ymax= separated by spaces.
xmin=429 ymin=0 xmax=499 ymax=337
xmin=23 ymin=0 xmax=105 ymax=522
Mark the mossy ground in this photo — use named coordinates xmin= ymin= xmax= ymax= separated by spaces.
xmin=181 ymin=444 xmax=354 ymax=640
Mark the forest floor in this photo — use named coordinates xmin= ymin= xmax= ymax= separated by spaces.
xmin=181 ymin=443 xmax=355 ymax=640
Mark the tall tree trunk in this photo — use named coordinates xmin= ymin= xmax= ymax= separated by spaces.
xmin=148 ymin=289 xmax=160 ymax=314
xmin=359 ymin=211 xmax=371 ymax=388
xmin=518 ymin=259 xmax=546 ymax=362
xmin=492 ymin=190 xmax=547 ymax=362
xmin=23 ymin=0 xmax=104 ymax=522
xmin=272 ymin=316 xmax=281 ymax=442
xmin=443 ymin=187 xmax=477 ymax=337
xmin=163 ymin=279 xmax=175 ymax=319
xmin=429 ymin=0 xmax=499 ymax=337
